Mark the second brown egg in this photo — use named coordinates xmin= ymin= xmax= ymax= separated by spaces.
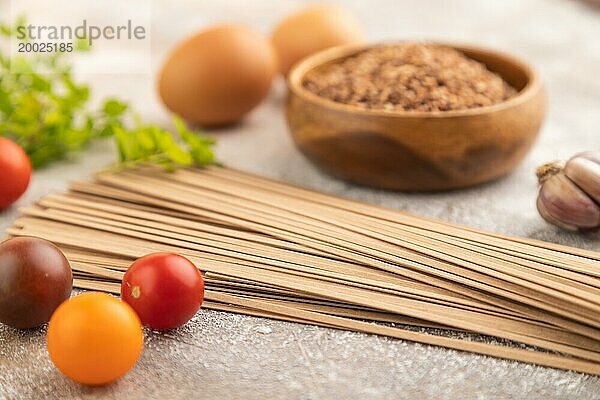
xmin=271 ymin=5 xmax=366 ymax=76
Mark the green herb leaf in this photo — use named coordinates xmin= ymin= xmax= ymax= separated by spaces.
xmin=0 ymin=17 xmax=217 ymax=170
xmin=112 ymin=118 xmax=215 ymax=171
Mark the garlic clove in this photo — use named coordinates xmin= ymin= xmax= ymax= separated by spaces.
xmin=536 ymin=195 xmax=578 ymax=231
xmin=537 ymin=172 xmax=600 ymax=231
xmin=576 ymin=151 xmax=600 ymax=164
xmin=564 ymin=152 xmax=600 ymax=204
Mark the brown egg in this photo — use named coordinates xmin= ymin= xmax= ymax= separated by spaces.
xmin=159 ymin=24 xmax=277 ymax=126
xmin=271 ymin=5 xmax=365 ymax=75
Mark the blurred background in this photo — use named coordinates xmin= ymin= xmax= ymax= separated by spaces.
xmin=1 ymin=1 xmax=599 ymax=398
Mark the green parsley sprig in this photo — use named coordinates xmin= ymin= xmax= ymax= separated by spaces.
xmin=0 ymin=18 xmax=216 ymax=170
xmin=114 ymin=113 xmax=216 ymax=171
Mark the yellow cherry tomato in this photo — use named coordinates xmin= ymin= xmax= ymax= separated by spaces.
xmin=47 ymin=292 xmax=143 ymax=386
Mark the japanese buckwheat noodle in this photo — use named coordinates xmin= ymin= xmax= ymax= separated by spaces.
xmin=5 ymin=165 xmax=600 ymax=375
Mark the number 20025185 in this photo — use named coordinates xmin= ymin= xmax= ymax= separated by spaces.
xmin=17 ymin=42 xmax=73 ymax=53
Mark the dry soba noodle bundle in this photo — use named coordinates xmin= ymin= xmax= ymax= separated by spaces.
xmin=6 ymin=166 xmax=600 ymax=375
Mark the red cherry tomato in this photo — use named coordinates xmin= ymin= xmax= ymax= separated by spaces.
xmin=121 ymin=253 xmax=204 ymax=330
xmin=0 ymin=137 xmax=32 ymax=209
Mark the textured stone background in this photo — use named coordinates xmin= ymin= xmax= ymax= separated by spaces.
xmin=1 ymin=0 xmax=599 ymax=398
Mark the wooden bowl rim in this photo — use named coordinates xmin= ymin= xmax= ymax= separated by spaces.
xmin=287 ymin=41 xmax=542 ymax=118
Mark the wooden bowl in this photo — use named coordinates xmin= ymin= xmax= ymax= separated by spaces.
xmin=285 ymin=43 xmax=546 ymax=191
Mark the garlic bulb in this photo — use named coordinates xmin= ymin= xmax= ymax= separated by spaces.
xmin=536 ymin=151 xmax=600 ymax=231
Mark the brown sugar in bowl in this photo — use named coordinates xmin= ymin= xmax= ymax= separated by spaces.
xmin=285 ymin=43 xmax=546 ymax=191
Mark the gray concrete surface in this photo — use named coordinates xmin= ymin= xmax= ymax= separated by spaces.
xmin=1 ymin=0 xmax=600 ymax=398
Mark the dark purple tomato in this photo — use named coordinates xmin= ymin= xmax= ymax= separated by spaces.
xmin=0 ymin=237 xmax=73 ymax=329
